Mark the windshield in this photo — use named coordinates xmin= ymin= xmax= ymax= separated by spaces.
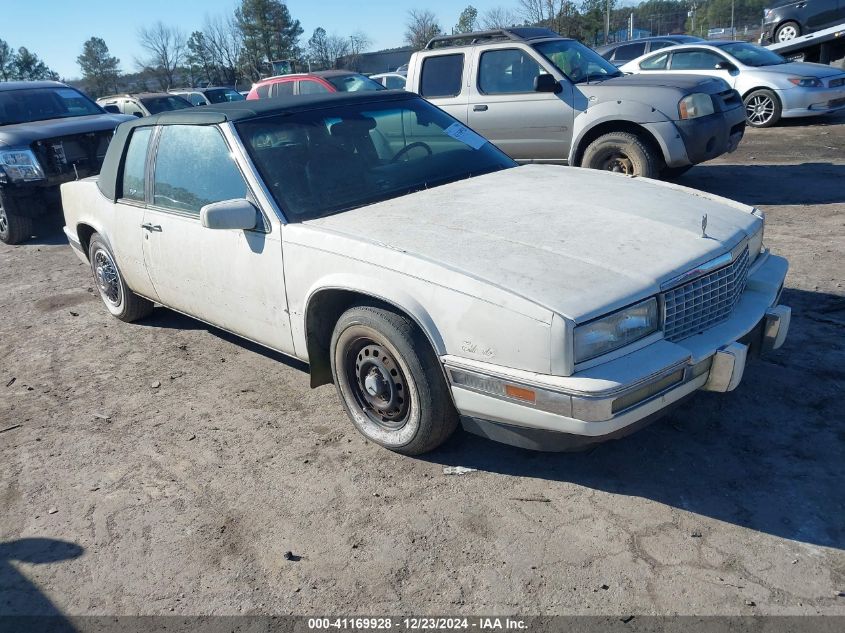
xmin=237 ymin=97 xmax=515 ymax=221
xmin=140 ymin=95 xmax=194 ymax=114
xmin=534 ymin=40 xmax=623 ymax=83
xmin=325 ymin=74 xmax=386 ymax=92
xmin=715 ymin=42 xmax=787 ymax=67
xmin=205 ymin=88 xmax=245 ymax=103
xmin=0 ymin=87 xmax=103 ymax=126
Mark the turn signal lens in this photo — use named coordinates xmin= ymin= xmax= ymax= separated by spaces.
xmin=505 ymin=385 xmax=536 ymax=403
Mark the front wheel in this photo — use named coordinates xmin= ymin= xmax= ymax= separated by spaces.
xmin=88 ymin=234 xmax=154 ymax=322
xmin=581 ymin=132 xmax=661 ymax=179
xmin=744 ymin=89 xmax=782 ymax=128
xmin=330 ymin=305 xmax=458 ymax=455
xmin=0 ymin=193 xmax=34 ymax=245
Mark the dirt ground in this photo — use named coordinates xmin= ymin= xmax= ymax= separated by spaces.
xmin=1 ymin=110 xmax=844 ymax=619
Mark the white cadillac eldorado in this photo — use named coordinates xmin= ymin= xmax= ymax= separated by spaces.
xmin=60 ymin=91 xmax=790 ymax=455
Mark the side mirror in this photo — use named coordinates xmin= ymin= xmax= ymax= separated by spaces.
xmin=103 ymin=104 xmax=120 ymax=114
xmin=534 ymin=74 xmax=561 ymax=94
xmin=715 ymin=61 xmax=737 ymax=72
xmin=200 ymin=199 xmax=258 ymax=231
xmin=132 ymin=112 xmax=144 ymax=118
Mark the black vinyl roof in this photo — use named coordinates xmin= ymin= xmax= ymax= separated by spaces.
xmin=97 ymin=90 xmax=414 ymax=201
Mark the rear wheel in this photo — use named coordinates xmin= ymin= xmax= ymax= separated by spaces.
xmin=581 ymin=132 xmax=661 ymax=179
xmin=330 ymin=305 xmax=458 ymax=455
xmin=744 ymin=89 xmax=782 ymax=128
xmin=775 ymin=21 xmax=800 ymax=43
xmin=0 ymin=193 xmax=34 ymax=245
xmin=88 ymin=234 xmax=153 ymax=322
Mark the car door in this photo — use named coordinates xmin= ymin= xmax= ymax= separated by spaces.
xmin=141 ymin=123 xmax=294 ymax=353
xmin=467 ymin=47 xmax=571 ymax=162
xmin=665 ymin=49 xmax=738 ymax=88
xmin=806 ymin=0 xmax=840 ymax=29
xmin=417 ymin=53 xmax=469 ymax=123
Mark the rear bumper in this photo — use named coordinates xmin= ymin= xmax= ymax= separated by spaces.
xmin=444 ymin=252 xmax=789 ymax=451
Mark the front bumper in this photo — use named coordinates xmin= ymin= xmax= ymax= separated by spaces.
xmin=444 ymin=251 xmax=789 ymax=451
xmin=778 ymin=86 xmax=845 ymax=118
xmin=674 ymin=108 xmax=746 ymax=165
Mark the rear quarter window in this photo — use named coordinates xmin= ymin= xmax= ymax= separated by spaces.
xmin=121 ymin=127 xmax=152 ymax=202
xmin=420 ymin=54 xmax=464 ymax=98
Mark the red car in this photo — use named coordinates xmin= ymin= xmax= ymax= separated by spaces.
xmin=246 ymin=70 xmax=385 ymax=100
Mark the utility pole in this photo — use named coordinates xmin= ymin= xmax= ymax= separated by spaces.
xmin=606 ymin=0 xmax=611 ymax=44
xmin=731 ymin=0 xmax=736 ymax=39
xmin=629 ymin=13 xmax=634 ymax=40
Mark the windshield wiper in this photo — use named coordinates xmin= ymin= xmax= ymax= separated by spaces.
xmin=575 ymin=72 xmax=620 ymax=84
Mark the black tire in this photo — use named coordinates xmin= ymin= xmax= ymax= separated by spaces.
xmin=581 ymin=132 xmax=661 ymax=179
xmin=744 ymin=88 xmax=782 ymax=128
xmin=88 ymin=234 xmax=153 ymax=322
xmin=0 ymin=192 xmax=34 ymax=245
xmin=330 ymin=305 xmax=458 ymax=455
xmin=775 ymin=21 xmax=800 ymax=43
xmin=662 ymin=165 xmax=693 ymax=180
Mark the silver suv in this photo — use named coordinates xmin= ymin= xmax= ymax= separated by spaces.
xmin=406 ymin=28 xmax=747 ymax=179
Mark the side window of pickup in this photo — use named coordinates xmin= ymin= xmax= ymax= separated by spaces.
xmin=420 ymin=54 xmax=464 ymax=98
xmin=478 ymin=49 xmax=544 ymax=94
xmin=153 ymin=125 xmax=247 ymax=215
xmin=121 ymin=127 xmax=152 ymax=202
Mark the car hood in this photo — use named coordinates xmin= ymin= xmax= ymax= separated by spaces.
xmin=750 ymin=62 xmax=845 ymax=78
xmin=302 ymin=165 xmax=760 ymax=322
xmin=584 ymin=73 xmax=728 ymax=94
xmin=0 ymin=114 xmax=133 ymax=148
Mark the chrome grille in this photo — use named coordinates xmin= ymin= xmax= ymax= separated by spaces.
xmin=663 ymin=246 xmax=750 ymax=342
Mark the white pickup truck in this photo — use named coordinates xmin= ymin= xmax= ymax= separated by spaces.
xmin=60 ymin=90 xmax=790 ymax=455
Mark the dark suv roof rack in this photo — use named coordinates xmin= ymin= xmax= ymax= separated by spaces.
xmin=424 ymin=27 xmax=561 ymax=50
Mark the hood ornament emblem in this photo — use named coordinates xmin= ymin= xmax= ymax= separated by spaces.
xmin=701 ymin=213 xmax=708 ymax=239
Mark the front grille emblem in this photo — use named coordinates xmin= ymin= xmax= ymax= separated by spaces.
xmin=701 ymin=213 xmax=708 ymax=239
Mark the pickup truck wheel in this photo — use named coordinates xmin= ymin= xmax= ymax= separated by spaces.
xmin=0 ymin=195 xmax=34 ymax=245
xmin=775 ymin=21 xmax=800 ymax=43
xmin=744 ymin=89 xmax=782 ymax=128
xmin=331 ymin=305 xmax=458 ymax=455
xmin=88 ymin=234 xmax=153 ymax=322
xmin=581 ymin=132 xmax=660 ymax=179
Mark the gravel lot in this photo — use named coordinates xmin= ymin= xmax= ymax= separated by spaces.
xmin=1 ymin=112 xmax=843 ymax=618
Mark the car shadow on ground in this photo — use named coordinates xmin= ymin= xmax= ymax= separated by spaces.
xmin=0 ymin=538 xmax=82 ymax=630
xmin=679 ymin=162 xmax=845 ymax=206
xmin=424 ymin=287 xmax=845 ymax=551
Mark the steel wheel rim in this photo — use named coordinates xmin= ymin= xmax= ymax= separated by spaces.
xmin=0 ymin=204 xmax=7 ymax=237
xmin=746 ymin=95 xmax=775 ymax=125
xmin=93 ymin=248 xmax=122 ymax=307
xmin=601 ymin=152 xmax=634 ymax=174
xmin=777 ymin=25 xmax=797 ymax=42
xmin=345 ymin=337 xmax=410 ymax=431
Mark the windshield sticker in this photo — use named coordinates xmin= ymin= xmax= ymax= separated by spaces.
xmin=56 ymin=89 xmax=81 ymax=100
xmin=443 ymin=122 xmax=487 ymax=150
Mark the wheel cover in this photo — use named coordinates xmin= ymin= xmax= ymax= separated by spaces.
xmin=777 ymin=25 xmax=798 ymax=42
xmin=746 ymin=95 xmax=775 ymax=125
xmin=345 ymin=338 xmax=410 ymax=431
xmin=0 ymin=203 xmax=7 ymax=237
xmin=92 ymin=248 xmax=122 ymax=307
xmin=600 ymin=152 xmax=634 ymax=174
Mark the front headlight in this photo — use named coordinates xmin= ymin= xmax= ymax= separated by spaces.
xmin=749 ymin=208 xmax=765 ymax=260
xmin=678 ymin=93 xmax=715 ymax=120
xmin=0 ymin=149 xmax=45 ymax=183
xmin=574 ymin=297 xmax=659 ymax=363
xmin=787 ymin=76 xmax=823 ymax=88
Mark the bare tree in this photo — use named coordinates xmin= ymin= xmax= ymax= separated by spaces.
xmin=405 ymin=9 xmax=442 ymax=50
xmin=517 ymin=0 xmax=574 ymax=34
xmin=203 ymin=14 xmax=244 ymax=86
xmin=481 ymin=6 xmax=520 ymax=29
xmin=137 ymin=22 xmax=186 ymax=90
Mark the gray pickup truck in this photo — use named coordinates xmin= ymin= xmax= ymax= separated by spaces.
xmin=406 ymin=28 xmax=747 ymax=179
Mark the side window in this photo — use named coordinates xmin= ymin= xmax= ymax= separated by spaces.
xmin=299 ymin=80 xmax=329 ymax=95
xmin=126 ymin=100 xmax=144 ymax=117
xmin=640 ymin=52 xmax=669 ymax=70
xmin=670 ymin=50 xmax=725 ymax=70
xmin=121 ymin=127 xmax=152 ymax=202
xmin=612 ymin=42 xmax=647 ymax=63
xmin=188 ymin=93 xmax=206 ymax=106
xmin=273 ymin=81 xmax=294 ymax=97
xmin=479 ymin=49 xmax=544 ymax=94
xmin=153 ymin=125 xmax=247 ymax=215
xmin=256 ymin=84 xmax=271 ymax=99
xmin=420 ymin=54 xmax=464 ymax=98
xmin=385 ymin=75 xmax=406 ymax=89
xmin=648 ymin=41 xmax=673 ymax=52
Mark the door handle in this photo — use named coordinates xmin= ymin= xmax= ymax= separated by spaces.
xmin=141 ymin=223 xmax=162 ymax=232
xmin=473 ymin=104 xmax=488 ymax=112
